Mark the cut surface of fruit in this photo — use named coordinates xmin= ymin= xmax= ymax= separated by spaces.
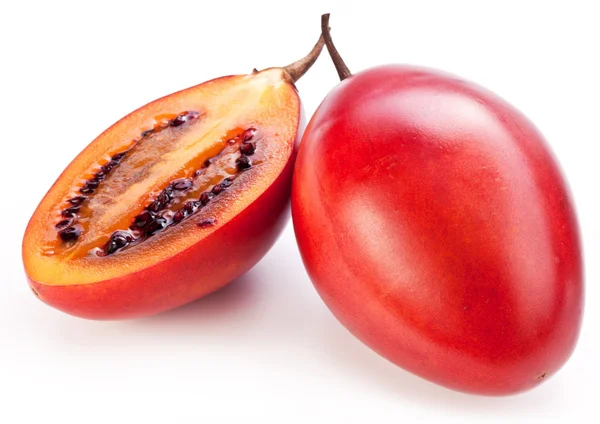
xmin=24 ymin=68 xmax=298 ymax=288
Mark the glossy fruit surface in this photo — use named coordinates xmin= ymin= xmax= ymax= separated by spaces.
xmin=292 ymin=63 xmax=583 ymax=395
xmin=23 ymin=37 xmax=324 ymax=320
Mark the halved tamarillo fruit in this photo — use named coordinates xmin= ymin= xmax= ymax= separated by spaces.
xmin=291 ymin=15 xmax=583 ymax=395
xmin=22 ymin=34 xmax=324 ymax=320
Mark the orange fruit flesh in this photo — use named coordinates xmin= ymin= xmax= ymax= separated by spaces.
xmin=23 ymin=68 xmax=298 ymax=287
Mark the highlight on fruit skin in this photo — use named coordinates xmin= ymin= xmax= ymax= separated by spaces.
xmin=291 ymin=14 xmax=584 ymax=396
xmin=22 ymin=33 xmax=325 ymax=320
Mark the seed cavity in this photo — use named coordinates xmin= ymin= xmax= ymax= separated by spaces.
xmin=103 ymin=163 xmax=242 ymax=256
xmin=53 ymin=124 xmax=261 ymax=256
xmin=54 ymin=110 xmax=202 ymax=243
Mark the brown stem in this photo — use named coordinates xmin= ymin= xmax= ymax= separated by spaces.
xmin=321 ymin=13 xmax=352 ymax=81
xmin=283 ymin=34 xmax=325 ymax=83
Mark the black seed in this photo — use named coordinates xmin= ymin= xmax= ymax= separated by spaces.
xmin=147 ymin=200 xmax=164 ymax=213
xmin=133 ymin=210 xmax=155 ymax=229
xmin=172 ymin=210 xmax=185 ymax=223
xmin=170 ymin=115 xmax=186 ymax=127
xmin=62 ymin=205 xmax=81 ymax=217
xmin=146 ymin=222 xmax=160 ymax=234
xmin=106 ymin=230 xmax=133 ymax=255
xmin=197 ymin=218 xmax=216 ymax=228
xmin=242 ymin=128 xmax=256 ymax=142
xmin=59 ymin=226 xmax=81 ymax=241
xmin=105 ymin=241 xmax=119 ymax=255
xmin=94 ymin=172 xmax=106 ymax=181
xmin=114 ymin=231 xmax=132 ymax=243
xmin=141 ymin=129 xmax=154 ymax=137
xmin=240 ymin=142 xmax=255 ymax=155
xmin=200 ymin=192 xmax=212 ymax=205
xmin=55 ymin=219 xmax=72 ymax=230
xmin=115 ymin=230 xmax=132 ymax=242
xmin=86 ymin=179 xmax=99 ymax=189
xmin=171 ymin=178 xmax=193 ymax=191
xmin=221 ymin=177 xmax=233 ymax=188
xmin=204 ymin=158 xmax=213 ymax=168
xmin=80 ymin=187 xmax=94 ymax=195
xmin=112 ymin=152 xmax=127 ymax=161
xmin=157 ymin=190 xmax=171 ymax=204
xmin=236 ymin=156 xmax=252 ymax=170
xmin=193 ymin=169 xmax=202 ymax=178
xmin=146 ymin=216 xmax=167 ymax=235
xmin=68 ymin=196 xmax=87 ymax=206
xmin=104 ymin=160 xmax=119 ymax=171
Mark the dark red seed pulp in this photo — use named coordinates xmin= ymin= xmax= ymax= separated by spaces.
xmin=95 ymin=126 xmax=260 ymax=256
xmin=54 ymin=111 xmax=202 ymax=244
xmin=240 ymin=142 xmax=255 ymax=156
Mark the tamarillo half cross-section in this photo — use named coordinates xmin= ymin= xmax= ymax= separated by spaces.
xmin=291 ymin=14 xmax=583 ymax=395
xmin=22 ymin=33 xmax=325 ymax=320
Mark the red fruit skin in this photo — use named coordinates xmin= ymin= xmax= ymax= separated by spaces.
xmin=291 ymin=65 xmax=583 ymax=396
xmin=29 ymin=145 xmax=297 ymax=321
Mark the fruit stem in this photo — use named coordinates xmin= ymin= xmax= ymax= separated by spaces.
xmin=321 ymin=13 xmax=352 ymax=81
xmin=283 ymin=34 xmax=325 ymax=83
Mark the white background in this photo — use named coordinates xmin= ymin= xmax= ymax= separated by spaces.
xmin=1 ymin=0 xmax=599 ymax=422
